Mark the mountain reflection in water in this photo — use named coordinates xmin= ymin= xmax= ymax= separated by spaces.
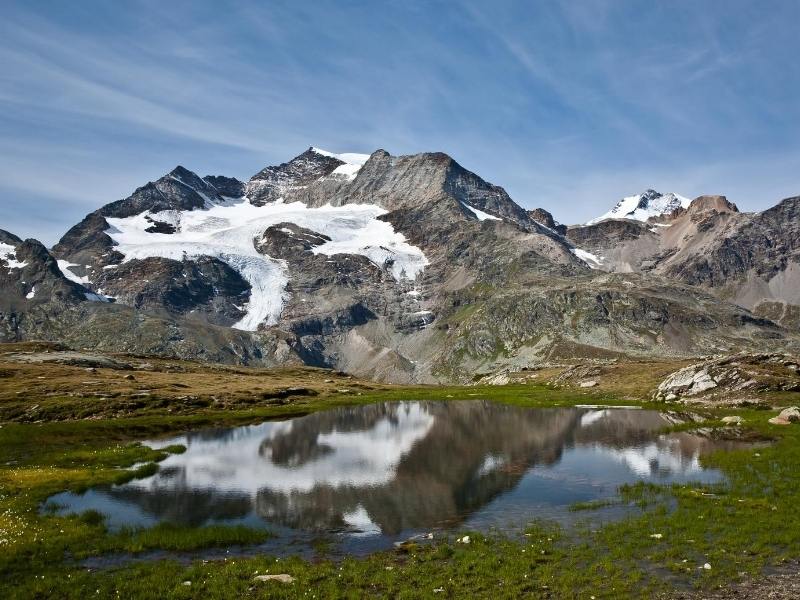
xmin=47 ymin=402 xmax=749 ymax=540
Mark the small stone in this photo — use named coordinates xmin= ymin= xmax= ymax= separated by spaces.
xmin=254 ymin=574 xmax=295 ymax=583
xmin=123 ymin=374 xmax=135 ymax=380
xmin=433 ymin=588 xmax=444 ymax=593
xmin=457 ymin=535 xmax=470 ymax=544
xmin=182 ymin=581 xmax=191 ymax=586
xmin=702 ymin=563 xmax=712 ymax=570
xmin=649 ymin=533 xmax=663 ymax=539
xmin=580 ymin=380 xmax=598 ymax=388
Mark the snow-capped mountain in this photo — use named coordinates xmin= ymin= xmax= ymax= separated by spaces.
xmin=586 ymin=189 xmax=691 ymax=225
xmin=103 ymin=196 xmax=428 ymax=331
xmin=1 ymin=147 xmax=797 ymax=382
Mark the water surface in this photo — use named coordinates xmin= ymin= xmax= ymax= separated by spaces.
xmin=47 ymin=401 xmax=748 ymax=554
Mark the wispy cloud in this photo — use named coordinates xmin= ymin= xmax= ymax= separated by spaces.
xmin=1 ymin=0 xmax=799 ymax=243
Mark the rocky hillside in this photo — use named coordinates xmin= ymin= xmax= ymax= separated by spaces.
xmin=2 ymin=148 xmax=797 ymax=382
xmin=568 ymin=193 xmax=800 ymax=330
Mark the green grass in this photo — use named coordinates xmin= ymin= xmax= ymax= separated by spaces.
xmin=568 ymin=498 xmax=620 ymax=512
xmin=2 ymin=386 xmax=799 ymax=598
xmin=102 ymin=524 xmax=271 ymax=554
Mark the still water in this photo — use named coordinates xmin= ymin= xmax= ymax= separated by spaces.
xmin=47 ymin=401 xmax=747 ymax=553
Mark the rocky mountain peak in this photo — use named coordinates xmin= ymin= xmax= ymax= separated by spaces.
xmin=528 ymin=208 xmax=567 ymax=235
xmin=0 ymin=229 xmax=22 ymax=245
xmin=684 ymin=195 xmax=738 ymax=215
xmin=587 ymin=189 xmax=691 ymax=225
xmin=246 ymin=147 xmax=353 ymax=206
xmin=167 ymin=165 xmax=196 ymax=181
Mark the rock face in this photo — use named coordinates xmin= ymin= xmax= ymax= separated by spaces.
xmin=98 ymin=256 xmax=250 ymax=326
xmin=0 ymin=232 xmax=91 ymax=341
xmin=656 ymin=365 xmax=720 ymax=400
xmin=3 ymin=147 xmax=799 ymax=382
xmin=528 ymin=208 xmax=567 ymax=235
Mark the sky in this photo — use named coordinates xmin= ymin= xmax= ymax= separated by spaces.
xmin=1 ymin=0 xmax=799 ymax=244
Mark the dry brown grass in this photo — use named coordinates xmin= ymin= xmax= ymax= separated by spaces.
xmin=0 ymin=342 xmax=392 ymax=421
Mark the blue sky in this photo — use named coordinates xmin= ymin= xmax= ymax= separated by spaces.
xmin=2 ymin=0 xmax=799 ymax=244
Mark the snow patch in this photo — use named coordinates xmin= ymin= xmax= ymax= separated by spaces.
xmin=0 ymin=243 xmax=28 ymax=270
xmin=311 ymin=148 xmax=370 ymax=181
xmin=105 ymin=198 xmax=428 ymax=331
xmin=461 ymin=202 xmax=501 ymax=221
xmin=25 ymin=286 xmax=35 ymax=299
xmin=57 ymin=260 xmax=92 ymax=285
xmin=572 ymin=248 xmax=604 ymax=269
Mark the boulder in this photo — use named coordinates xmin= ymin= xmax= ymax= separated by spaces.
xmin=770 ymin=406 xmax=800 ymax=425
xmin=656 ymin=365 xmax=718 ymax=400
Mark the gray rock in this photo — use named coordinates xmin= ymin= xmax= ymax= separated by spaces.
xmin=253 ymin=574 xmax=295 ymax=584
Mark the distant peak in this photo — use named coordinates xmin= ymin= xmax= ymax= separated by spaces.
xmin=167 ymin=165 xmax=195 ymax=179
xmin=587 ymin=189 xmax=690 ymax=225
xmin=686 ymin=195 xmax=738 ymax=214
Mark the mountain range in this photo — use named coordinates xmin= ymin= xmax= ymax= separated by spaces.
xmin=1 ymin=147 xmax=797 ymax=382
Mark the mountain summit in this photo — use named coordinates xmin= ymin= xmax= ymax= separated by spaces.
xmin=587 ymin=189 xmax=691 ymax=224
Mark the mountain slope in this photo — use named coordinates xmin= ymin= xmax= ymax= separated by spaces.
xmin=569 ymin=194 xmax=800 ymax=330
xmin=2 ymin=148 xmax=795 ymax=382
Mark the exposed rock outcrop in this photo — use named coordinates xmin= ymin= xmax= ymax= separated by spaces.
xmin=654 ymin=353 xmax=800 ymax=404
